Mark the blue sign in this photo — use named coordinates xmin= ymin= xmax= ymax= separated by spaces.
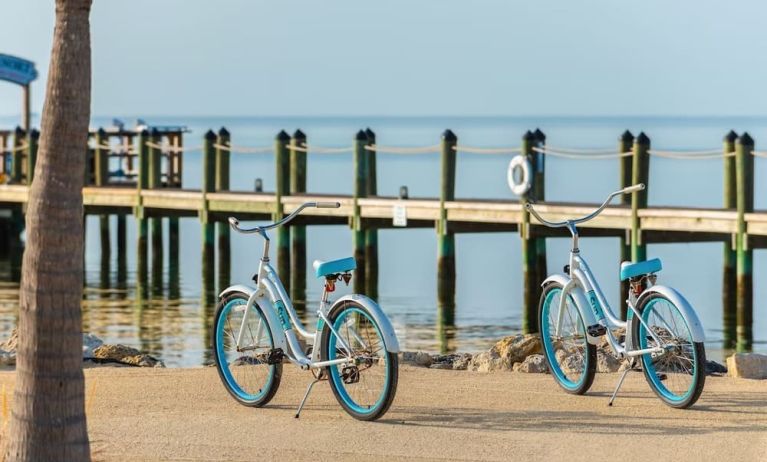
xmin=0 ymin=54 xmax=38 ymax=86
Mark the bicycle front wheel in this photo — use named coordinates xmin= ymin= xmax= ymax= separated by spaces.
xmin=539 ymin=282 xmax=596 ymax=395
xmin=632 ymin=293 xmax=705 ymax=409
xmin=213 ymin=292 xmax=282 ymax=407
xmin=321 ymin=300 xmax=398 ymax=421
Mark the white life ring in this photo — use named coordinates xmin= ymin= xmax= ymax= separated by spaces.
xmin=507 ymin=155 xmax=532 ymax=196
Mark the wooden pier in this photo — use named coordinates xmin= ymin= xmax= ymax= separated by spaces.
xmin=0 ymin=125 xmax=764 ymax=352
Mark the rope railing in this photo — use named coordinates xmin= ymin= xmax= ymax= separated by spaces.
xmin=648 ymin=149 xmax=734 ymax=159
xmin=214 ymin=143 xmax=273 ymax=154
xmin=453 ymin=145 xmax=522 ymax=154
xmin=531 ymin=146 xmax=632 ymax=159
xmin=5 ymin=143 xmax=29 ymax=153
xmin=751 ymin=150 xmax=767 ymax=158
xmin=542 ymin=145 xmax=622 ymax=154
xmin=365 ymin=144 xmax=441 ymax=154
xmin=144 ymin=141 xmax=202 ymax=153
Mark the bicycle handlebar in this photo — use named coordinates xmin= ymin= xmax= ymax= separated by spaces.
xmin=228 ymin=201 xmax=341 ymax=234
xmin=525 ymin=183 xmax=644 ymax=229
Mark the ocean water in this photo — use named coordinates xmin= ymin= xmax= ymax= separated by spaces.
xmin=0 ymin=115 xmax=765 ymax=366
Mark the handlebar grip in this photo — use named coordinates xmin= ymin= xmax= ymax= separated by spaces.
xmin=316 ymin=202 xmax=341 ymax=208
xmin=622 ymin=183 xmax=645 ymax=194
xmin=228 ymin=217 xmax=239 ymax=228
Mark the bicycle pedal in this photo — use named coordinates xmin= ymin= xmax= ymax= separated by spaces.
xmin=587 ymin=324 xmax=607 ymax=337
xmin=266 ymin=348 xmax=285 ymax=365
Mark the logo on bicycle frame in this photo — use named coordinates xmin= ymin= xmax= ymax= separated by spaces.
xmin=274 ymin=300 xmax=291 ymax=330
xmin=587 ymin=290 xmax=605 ymax=320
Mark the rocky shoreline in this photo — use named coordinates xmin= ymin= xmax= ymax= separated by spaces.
xmin=0 ymin=329 xmax=164 ymax=368
xmin=399 ymin=333 xmax=767 ymax=379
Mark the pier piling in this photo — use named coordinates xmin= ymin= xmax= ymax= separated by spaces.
xmin=630 ymin=132 xmax=650 ymax=262
xmin=275 ymin=130 xmax=291 ymax=292
xmin=735 ymin=133 xmax=754 ymax=352
xmin=618 ymin=130 xmax=634 ymax=320
xmin=437 ymin=129 xmax=457 ymax=318
xmin=290 ymin=129 xmax=307 ymax=310
xmin=216 ymin=127 xmax=231 ymax=289
xmin=365 ymin=128 xmax=379 ymax=299
xmin=532 ymin=128 xmax=548 ymax=313
xmin=201 ymin=130 xmax=217 ymax=302
xmin=26 ymin=128 xmax=39 ymax=184
xmin=95 ymin=128 xmax=111 ymax=282
xmin=352 ymin=130 xmax=369 ymax=294
xmin=722 ymin=130 xmax=738 ymax=348
xmin=136 ymin=129 xmax=150 ymax=296
xmin=520 ymin=130 xmax=538 ymax=333
xmin=149 ymin=129 xmax=163 ymax=292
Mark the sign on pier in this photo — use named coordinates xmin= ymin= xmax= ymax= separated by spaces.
xmin=0 ymin=54 xmax=38 ymax=86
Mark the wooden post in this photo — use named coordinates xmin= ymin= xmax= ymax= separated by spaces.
xmin=290 ymin=129 xmax=307 ymax=310
xmin=26 ymin=128 xmax=39 ymax=184
xmin=438 ymin=129 xmax=457 ymax=313
xmin=618 ymin=130 xmax=634 ymax=320
xmin=202 ymin=130 xmax=217 ymax=301
xmin=532 ymin=128 xmax=547 ymax=309
xmin=116 ymin=212 xmax=127 ymax=290
xmin=630 ymin=132 xmax=650 ymax=262
xmin=364 ymin=128 xmax=379 ymax=299
xmin=94 ymin=128 xmax=110 ymax=275
xmin=352 ymin=130 xmax=369 ymax=294
xmin=275 ymin=130 xmax=291 ymax=291
xmin=21 ymin=84 xmax=31 ymax=133
xmin=136 ymin=129 xmax=149 ymax=295
xmin=149 ymin=128 xmax=163 ymax=291
xmin=722 ymin=130 xmax=738 ymax=349
xmin=216 ymin=127 xmax=231 ymax=289
xmin=11 ymin=126 xmax=24 ymax=183
xmin=520 ymin=130 xmax=538 ymax=333
xmin=735 ymin=132 xmax=754 ymax=352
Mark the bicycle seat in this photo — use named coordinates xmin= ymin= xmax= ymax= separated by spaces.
xmin=313 ymin=257 xmax=356 ymax=278
xmin=620 ymin=258 xmax=662 ymax=281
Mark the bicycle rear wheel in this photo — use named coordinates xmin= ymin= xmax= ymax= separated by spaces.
xmin=213 ymin=293 xmax=282 ymax=407
xmin=632 ymin=293 xmax=705 ymax=409
xmin=321 ymin=300 xmax=398 ymax=421
xmin=539 ymin=283 xmax=596 ymax=395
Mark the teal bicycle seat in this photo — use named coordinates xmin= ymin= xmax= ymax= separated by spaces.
xmin=313 ymin=257 xmax=356 ymax=278
xmin=620 ymin=258 xmax=662 ymax=281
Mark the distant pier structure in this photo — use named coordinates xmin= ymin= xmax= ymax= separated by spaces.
xmin=0 ymin=121 xmax=764 ymax=353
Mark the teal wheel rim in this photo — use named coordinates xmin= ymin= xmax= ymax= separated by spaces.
xmin=216 ymin=299 xmax=276 ymax=402
xmin=638 ymin=297 xmax=698 ymax=403
xmin=328 ymin=307 xmax=390 ymax=415
xmin=541 ymin=287 xmax=589 ymax=391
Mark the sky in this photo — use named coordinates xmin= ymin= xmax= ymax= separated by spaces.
xmin=1 ymin=0 xmax=766 ymax=118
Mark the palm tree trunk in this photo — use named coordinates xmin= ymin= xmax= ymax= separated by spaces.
xmin=4 ymin=0 xmax=92 ymax=460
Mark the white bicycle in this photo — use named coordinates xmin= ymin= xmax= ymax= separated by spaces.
xmin=527 ymin=184 xmax=706 ymax=409
xmin=213 ymin=202 xmax=399 ymax=420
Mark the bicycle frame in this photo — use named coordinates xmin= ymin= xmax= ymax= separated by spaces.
xmin=219 ymin=201 xmax=399 ymax=372
xmin=529 ymin=184 xmax=704 ymax=360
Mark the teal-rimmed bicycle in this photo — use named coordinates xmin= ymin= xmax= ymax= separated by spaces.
xmin=527 ymin=184 xmax=706 ymax=409
xmin=212 ymin=201 xmax=399 ymax=420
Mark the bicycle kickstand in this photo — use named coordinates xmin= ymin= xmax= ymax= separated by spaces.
xmin=295 ymin=378 xmax=321 ymax=419
xmin=608 ymin=360 xmax=636 ymax=407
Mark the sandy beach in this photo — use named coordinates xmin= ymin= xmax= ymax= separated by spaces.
xmin=0 ymin=366 xmax=763 ymax=461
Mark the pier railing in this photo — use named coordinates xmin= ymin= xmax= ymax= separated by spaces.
xmin=0 ymin=125 xmax=763 ymax=352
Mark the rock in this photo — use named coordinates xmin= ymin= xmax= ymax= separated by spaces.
xmin=727 ymin=353 xmax=767 ymax=379
xmin=399 ymin=351 xmax=418 ymax=364
xmin=705 ymin=360 xmax=727 ymax=376
xmin=91 ymin=344 xmax=165 ymax=368
xmin=596 ymin=350 xmax=622 ymax=373
xmin=555 ymin=349 xmax=584 ymax=375
xmin=469 ymin=350 xmax=504 ymax=372
xmin=492 ymin=334 xmax=542 ymax=365
xmin=512 ymin=354 xmax=548 ymax=373
xmin=451 ymin=353 xmax=473 ymax=371
xmin=470 ymin=334 xmax=542 ymax=372
xmin=429 ymin=362 xmax=453 ymax=370
xmin=414 ymin=352 xmax=433 ymax=367
xmin=82 ymin=333 xmax=104 ymax=358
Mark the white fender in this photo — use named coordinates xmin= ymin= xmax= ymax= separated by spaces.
xmin=542 ymin=274 xmax=601 ymax=345
xmin=218 ymin=284 xmax=290 ymax=353
xmin=634 ymin=285 xmax=706 ymax=343
xmin=507 ymin=154 xmax=532 ymax=196
xmin=327 ymin=294 xmax=400 ymax=353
